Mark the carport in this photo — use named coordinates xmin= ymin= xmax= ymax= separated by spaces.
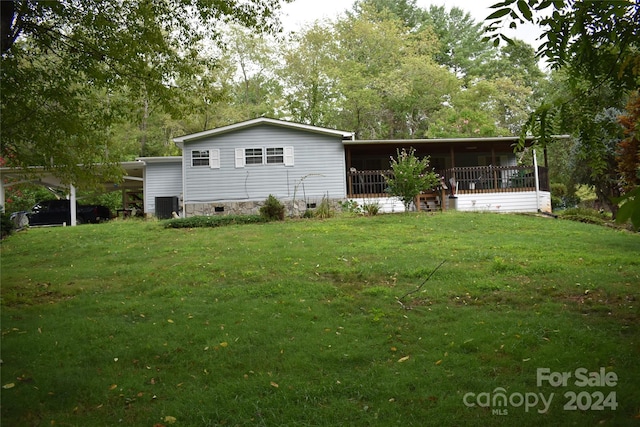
xmin=0 ymin=161 xmax=145 ymax=226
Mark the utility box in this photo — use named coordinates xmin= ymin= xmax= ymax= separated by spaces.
xmin=448 ymin=196 xmax=458 ymax=211
xmin=155 ymin=196 xmax=179 ymax=219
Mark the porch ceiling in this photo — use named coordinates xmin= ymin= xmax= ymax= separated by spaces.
xmin=343 ymin=136 xmax=536 ymax=155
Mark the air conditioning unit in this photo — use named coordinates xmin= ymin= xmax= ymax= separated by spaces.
xmin=155 ymin=196 xmax=179 ymax=219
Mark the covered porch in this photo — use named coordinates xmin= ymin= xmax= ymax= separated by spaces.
xmin=343 ymin=136 xmax=551 ymax=213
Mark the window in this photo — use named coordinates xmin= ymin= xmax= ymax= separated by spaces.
xmin=245 ymin=148 xmax=263 ymax=165
xmin=266 ymin=147 xmax=284 ymax=164
xmin=235 ymin=146 xmax=294 ymax=168
xmin=192 ymin=150 xmax=210 ymax=167
xmin=191 ymin=149 xmax=220 ymax=168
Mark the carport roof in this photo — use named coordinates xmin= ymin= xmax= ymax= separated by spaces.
xmin=1 ymin=161 xmax=145 ymax=193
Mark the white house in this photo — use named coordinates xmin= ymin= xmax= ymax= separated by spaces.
xmin=140 ymin=117 xmax=354 ymax=218
xmin=0 ymin=118 xmax=554 ymax=224
xmin=137 ymin=117 xmax=551 ymax=218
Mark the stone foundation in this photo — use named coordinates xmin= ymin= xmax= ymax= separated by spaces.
xmin=183 ymin=198 xmax=342 ymax=218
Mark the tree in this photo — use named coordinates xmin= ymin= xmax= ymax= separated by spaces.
xmin=280 ymin=22 xmax=339 ymax=127
xmin=226 ymin=25 xmax=283 ymax=120
xmin=0 ymin=0 xmax=290 ymax=189
xmin=385 ymin=148 xmax=440 ymax=211
xmin=332 ymin=4 xmax=454 ymax=139
xmin=352 ymin=0 xmax=426 ymax=29
xmin=484 ymin=0 xmax=640 ymax=225
xmin=617 ymin=91 xmax=640 ymax=191
xmin=421 ymin=5 xmax=492 ymax=79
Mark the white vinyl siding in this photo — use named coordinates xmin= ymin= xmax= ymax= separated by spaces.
xmin=184 ymin=126 xmax=346 ymax=203
xmin=143 ymin=159 xmax=183 ymax=215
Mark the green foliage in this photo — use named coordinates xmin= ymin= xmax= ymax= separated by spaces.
xmin=313 ymin=195 xmax=335 ymax=219
xmin=338 ymin=199 xmax=362 ymax=214
xmin=1 ymin=183 xmax=54 ymax=214
xmin=486 ymin=0 xmax=639 ymax=90
xmin=616 ymin=186 xmax=640 ymax=231
xmin=485 ymin=1 xmax=639 ymax=219
xmin=558 ymin=207 xmax=610 ymax=226
xmin=0 ymin=0 xmax=288 ymax=185
xmin=259 ymin=194 xmax=285 ymax=221
xmin=550 ymin=182 xmax=567 ymax=210
xmin=163 ymin=214 xmax=267 ymax=229
xmin=384 ymin=148 xmax=440 ymax=211
xmin=1 ymin=212 xmax=15 ymax=239
xmin=362 ymin=201 xmax=381 ymax=216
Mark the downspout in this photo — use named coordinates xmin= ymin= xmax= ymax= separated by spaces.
xmin=533 ymin=149 xmax=541 ymax=212
xmin=176 ymin=141 xmax=187 ymax=218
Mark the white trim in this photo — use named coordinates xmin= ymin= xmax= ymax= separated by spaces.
xmin=173 ymin=117 xmax=353 ymax=144
xmin=210 ymin=149 xmax=220 ymax=169
xmin=235 ymin=148 xmax=245 ymax=168
xmin=284 ymin=146 xmax=294 ymax=166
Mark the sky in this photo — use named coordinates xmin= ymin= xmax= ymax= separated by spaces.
xmin=280 ymin=0 xmax=543 ymax=48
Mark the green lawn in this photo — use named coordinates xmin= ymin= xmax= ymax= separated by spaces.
xmin=1 ymin=212 xmax=639 ymax=426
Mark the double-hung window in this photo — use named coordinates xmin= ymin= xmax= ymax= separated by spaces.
xmin=235 ymin=146 xmax=294 ymax=168
xmin=266 ymin=147 xmax=284 ymax=164
xmin=192 ymin=150 xmax=210 ymax=167
xmin=191 ymin=149 xmax=220 ymax=168
xmin=245 ymin=148 xmax=264 ymax=165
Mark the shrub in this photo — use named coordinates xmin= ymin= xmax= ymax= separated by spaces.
xmin=1 ymin=212 xmax=15 ymax=239
xmin=163 ymin=215 xmax=267 ymax=229
xmin=314 ymin=195 xmax=334 ymax=219
xmin=550 ymin=183 xmax=568 ymax=210
xmin=338 ymin=199 xmax=361 ymax=214
xmin=384 ymin=148 xmax=440 ymax=211
xmin=362 ymin=202 xmax=380 ymax=216
xmin=259 ymin=195 xmax=285 ymax=221
xmin=559 ymin=207 xmax=606 ymax=225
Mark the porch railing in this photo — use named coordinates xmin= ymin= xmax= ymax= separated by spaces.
xmin=441 ymin=166 xmax=549 ymax=194
xmin=347 ymin=169 xmax=392 ymax=198
xmin=347 ymin=166 xmax=549 ymax=198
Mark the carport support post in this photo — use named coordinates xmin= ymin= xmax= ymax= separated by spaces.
xmin=0 ymin=179 xmax=5 ymax=213
xmin=69 ymin=184 xmax=77 ymax=226
xmin=533 ymin=149 xmax=541 ymax=212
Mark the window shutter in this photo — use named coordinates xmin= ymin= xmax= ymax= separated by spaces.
xmin=210 ymin=149 xmax=220 ymax=169
xmin=235 ymin=148 xmax=245 ymax=168
xmin=284 ymin=146 xmax=294 ymax=166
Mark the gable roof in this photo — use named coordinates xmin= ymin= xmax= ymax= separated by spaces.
xmin=173 ymin=117 xmax=354 ymax=145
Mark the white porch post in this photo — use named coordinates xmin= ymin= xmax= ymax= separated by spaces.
xmin=533 ymin=149 xmax=541 ymax=212
xmin=0 ymin=179 xmax=5 ymax=213
xmin=69 ymin=184 xmax=77 ymax=226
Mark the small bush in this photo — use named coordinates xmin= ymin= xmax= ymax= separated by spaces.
xmin=164 ymin=215 xmax=267 ymax=229
xmin=338 ymin=199 xmax=362 ymax=214
xmin=550 ymin=183 xmax=568 ymax=210
xmin=314 ymin=195 xmax=334 ymax=219
xmin=559 ymin=207 xmax=606 ymax=225
xmin=362 ymin=202 xmax=380 ymax=216
xmin=1 ymin=212 xmax=15 ymax=239
xmin=259 ymin=195 xmax=285 ymax=221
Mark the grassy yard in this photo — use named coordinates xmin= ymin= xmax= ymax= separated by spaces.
xmin=1 ymin=212 xmax=639 ymax=426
